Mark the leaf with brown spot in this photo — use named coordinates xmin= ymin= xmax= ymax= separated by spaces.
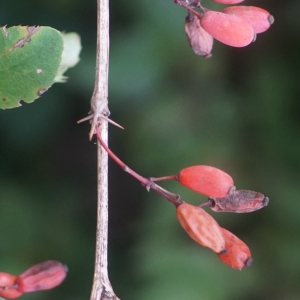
xmin=0 ymin=26 xmax=63 ymax=109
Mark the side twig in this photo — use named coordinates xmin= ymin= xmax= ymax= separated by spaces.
xmin=95 ymin=126 xmax=182 ymax=207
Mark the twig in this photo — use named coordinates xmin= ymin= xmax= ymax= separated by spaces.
xmin=95 ymin=126 xmax=182 ymax=207
xmin=89 ymin=0 xmax=119 ymax=300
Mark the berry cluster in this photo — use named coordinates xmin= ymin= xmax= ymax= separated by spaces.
xmin=0 ymin=261 xmax=67 ymax=299
xmin=95 ymin=127 xmax=269 ymax=270
xmin=152 ymin=165 xmax=268 ymax=269
xmin=177 ymin=203 xmax=252 ymax=269
xmin=175 ymin=0 xmax=274 ymax=57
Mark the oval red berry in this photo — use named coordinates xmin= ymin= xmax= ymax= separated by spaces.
xmin=0 ymin=272 xmax=22 ymax=299
xmin=16 ymin=261 xmax=67 ymax=293
xmin=200 ymin=11 xmax=255 ymax=47
xmin=222 ymin=6 xmax=274 ymax=34
xmin=176 ymin=202 xmax=226 ymax=253
xmin=218 ymin=228 xmax=252 ymax=270
xmin=178 ymin=165 xmax=234 ymax=197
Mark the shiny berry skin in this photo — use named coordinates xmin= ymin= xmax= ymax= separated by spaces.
xmin=177 ymin=165 xmax=234 ymax=197
xmin=218 ymin=228 xmax=252 ymax=270
xmin=212 ymin=0 xmax=244 ymax=4
xmin=176 ymin=202 xmax=226 ymax=253
xmin=208 ymin=186 xmax=269 ymax=213
xmin=222 ymin=6 xmax=274 ymax=34
xmin=200 ymin=11 xmax=255 ymax=47
xmin=0 ymin=272 xmax=22 ymax=299
xmin=185 ymin=12 xmax=213 ymax=57
xmin=16 ymin=261 xmax=67 ymax=293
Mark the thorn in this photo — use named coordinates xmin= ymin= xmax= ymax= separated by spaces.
xmin=99 ymin=114 xmax=124 ymax=130
xmin=89 ymin=116 xmax=98 ymax=141
xmin=77 ymin=114 xmax=93 ymax=124
xmin=77 ymin=113 xmax=124 ymax=141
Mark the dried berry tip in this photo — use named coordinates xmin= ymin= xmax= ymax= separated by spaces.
xmin=219 ymin=249 xmax=228 ymax=255
xmin=268 ymin=15 xmax=275 ymax=24
xmin=263 ymin=197 xmax=269 ymax=206
xmin=245 ymin=257 xmax=253 ymax=267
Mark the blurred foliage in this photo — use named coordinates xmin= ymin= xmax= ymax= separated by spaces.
xmin=0 ymin=0 xmax=300 ymax=299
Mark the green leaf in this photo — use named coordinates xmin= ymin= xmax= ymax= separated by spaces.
xmin=0 ymin=25 xmax=63 ymax=109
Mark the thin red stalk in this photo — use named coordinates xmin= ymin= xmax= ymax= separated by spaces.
xmin=95 ymin=128 xmax=148 ymax=186
xmin=150 ymin=175 xmax=178 ymax=182
xmin=198 ymin=199 xmax=213 ymax=208
xmin=95 ymin=126 xmax=182 ymax=207
xmin=173 ymin=0 xmax=203 ymax=18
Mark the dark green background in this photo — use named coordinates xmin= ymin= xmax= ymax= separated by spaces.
xmin=0 ymin=0 xmax=299 ymax=299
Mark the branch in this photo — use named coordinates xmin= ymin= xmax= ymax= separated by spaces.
xmin=89 ymin=0 xmax=119 ymax=299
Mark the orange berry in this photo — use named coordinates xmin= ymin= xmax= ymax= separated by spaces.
xmin=177 ymin=165 xmax=234 ymax=197
xmin=200 ymin=11 xmax=255 ymax=47
xmin=222 ymin=6 xmax=274 ymax=34
xmin=0 ymin=272 xmax=22 ymax=299
xmin=16 ymin=261 xmax=67 ymax=293
xmin=176 ymin=202 xmax=225 ymax=253
xmin=218 ymin=228 xmax=252 ymax=270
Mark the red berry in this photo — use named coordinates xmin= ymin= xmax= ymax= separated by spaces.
xmin=208 ymin=186 xmax=269 ymax=213
xmin=16 ymin=261 xmax=67 ymax=293
xmin=200 ymin=11 xmax=255 ymax=47
xmin=222 ymin=6 xmax=274 ymax=34
xmin=176 ymin=202 xmax=226 ymax=253
xmin=177 ymin=165 xmax=234 ymax=197
xmin=212 ymin=0 xmax=244 ymax=3
xmin=185 ymin=12 xmax=213 ymax=57
xmin=218 ymin=228 xmax=252 ymax=270
xmin=0 ymin=272 xmax=22 ymax=299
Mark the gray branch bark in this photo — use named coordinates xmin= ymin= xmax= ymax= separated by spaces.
xmin=89 ymin=0 xmax=119 ymax=299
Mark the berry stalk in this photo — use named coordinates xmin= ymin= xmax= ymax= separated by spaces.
xmin=173 ymin=0 xmax=204 ymax=18
xmin=95 ymin=126 xmax=182 ymax=206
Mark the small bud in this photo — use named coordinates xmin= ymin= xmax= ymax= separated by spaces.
xmin=16 ymin=260 xmax=67 ymax=293
xmin=222 ymin=6 xmax=274 ymax=34
xmin=176 ymin=202 xmax=226 ymax=253
xmin=218 ymin=228 xmax=252 ymax=270
xmin=200 ymin=11 xmax=255 ymax=47
xmin=185 ymin=12 xmax=213 ymax=58
xmin=207 ymin=186 xmax=269 ymax=213
xmin=0 ymin=272 xmax=22 ymax=299
xmin=177 ymin=165 xmax=234 ymax=197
